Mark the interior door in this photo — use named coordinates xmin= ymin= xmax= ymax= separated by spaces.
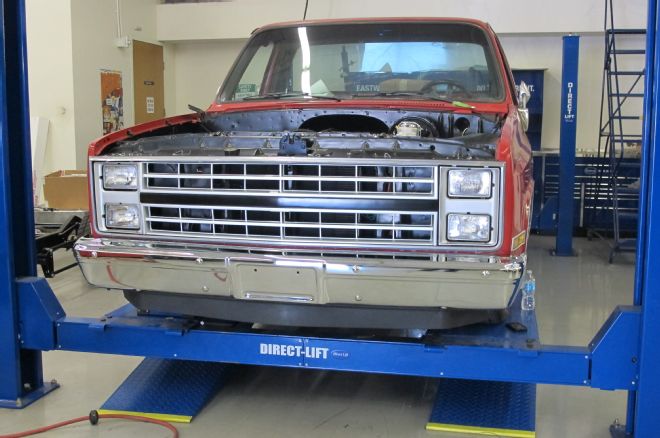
xmin=133 ymin=40 xmax=165 ymax=124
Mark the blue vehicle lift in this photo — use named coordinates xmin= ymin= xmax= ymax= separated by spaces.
xmin=2 ymin=0 xmax=660 ymax=435
xmin=555 ymin=35 xmax=579 ymax=256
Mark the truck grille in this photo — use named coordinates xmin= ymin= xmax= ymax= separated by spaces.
xmin=141 ymin=161 xmax=438 ymax=246
xmin=145 ymin=205 xmax=436 ymax=245
xmin=144 ymin=162 xmax=436 ymax=198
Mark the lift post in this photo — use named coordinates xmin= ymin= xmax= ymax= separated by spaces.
xmin=0 ymin=0 xmax=59 ymax=408
xmin=0 ymin=0 xmax=660 ymax=435
xmin=555 ymin=35 xmax=580 ymax=256
xmin=629 ymin=0 xmax=660 ymax=435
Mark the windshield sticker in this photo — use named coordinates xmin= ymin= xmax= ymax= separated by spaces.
xmin=235 ymin=83 xmax=258 ymax=99
xmin=355 ymin=84 xmax=380 ymax=92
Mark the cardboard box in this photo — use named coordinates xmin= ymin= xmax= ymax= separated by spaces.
xmin=43 ymin=170 xmax=89 ymax=210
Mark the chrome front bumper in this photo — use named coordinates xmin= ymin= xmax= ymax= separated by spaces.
xmin=74 ymin=238 xmax=524 ymax=310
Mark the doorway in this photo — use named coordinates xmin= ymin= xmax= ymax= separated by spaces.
xmin=133 ymin=40 xmax=165 ymax=124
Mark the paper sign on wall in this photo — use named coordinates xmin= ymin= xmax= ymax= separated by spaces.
xmin=146 ymin=97 xmax=155 ymax=114
xmin=100 ymin=70 xmax=123 ymax=135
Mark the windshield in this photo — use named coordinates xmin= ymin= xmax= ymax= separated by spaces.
xmin=218 ymin=22 xmax=505 ymax=103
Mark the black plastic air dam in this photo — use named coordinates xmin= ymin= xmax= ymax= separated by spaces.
xmin=123 ymin=291 xmax=507 ymax=330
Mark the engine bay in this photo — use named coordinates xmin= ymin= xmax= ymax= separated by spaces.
xmin=106 ymin=108 xmax=503 ymax=160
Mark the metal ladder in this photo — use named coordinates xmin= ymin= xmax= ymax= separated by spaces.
xmin=590 ymin=0 xmax=646 ymax=263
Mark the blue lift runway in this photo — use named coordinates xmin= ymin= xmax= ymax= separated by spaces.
xmin=3 ymin=0 xmax=660 ymax=436
xmin=99 ymin=358 xmax=233 ymax=423
xmin=427 ymin=379 xmax=535 ymax=437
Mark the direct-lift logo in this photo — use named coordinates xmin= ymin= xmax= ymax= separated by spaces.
xmin=259 ymin=343 xmax=351 ymax=360
xmin=260 ymin=342 xmax=329 ymax=359
xmin=564 ymin=81 xmax=576 ymax=122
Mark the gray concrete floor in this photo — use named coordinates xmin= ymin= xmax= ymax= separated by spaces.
xmin=0 ymin=235 xmax=635 ymax=437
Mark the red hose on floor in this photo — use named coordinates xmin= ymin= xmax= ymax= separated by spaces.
xmin=0 ymin=411 xmax=179 ymax=438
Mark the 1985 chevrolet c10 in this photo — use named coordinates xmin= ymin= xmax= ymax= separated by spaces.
xmin=74 ymin=18 xmax=534 ymax=329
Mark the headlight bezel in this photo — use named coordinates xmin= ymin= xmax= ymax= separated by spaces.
xmin=439 ymin=165 xmax=501 ymax=248
xmin=103 ymin=163 xmax=139 ymax=191
xmin=447 ymin=168 xmax=493 ymax=199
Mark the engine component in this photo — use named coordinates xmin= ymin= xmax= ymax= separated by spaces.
xmin=394 ymin=120 xmax=423 ymax=137
xmin=278 ymin=133 xmax=309 ymax=156
xmin=392 ymin=116 xmax=440 ymax=138
xmin=454 ymin=117 xmax=471 ymax=136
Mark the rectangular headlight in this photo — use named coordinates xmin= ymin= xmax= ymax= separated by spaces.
xmin=105 ymin=203 xmax=140 ymax=229
xmin=103 ymin=164 xmax=138 ymax=190
xmin=447 ymin=214 xmax=491 ymax=242
xmin=448 ymin=169 xmax=492 ymax=198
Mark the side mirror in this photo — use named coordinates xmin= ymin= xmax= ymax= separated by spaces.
xmin=517 ymin=81 xmax=531 ymax=132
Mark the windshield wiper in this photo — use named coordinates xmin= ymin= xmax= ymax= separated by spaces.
xmin=242 ymin=92 xmax=341 ymax=102
xmin=351 ymin=91 xmax=451 ymax=103
xmin=351 ymin=91 xmax=476 ymax=109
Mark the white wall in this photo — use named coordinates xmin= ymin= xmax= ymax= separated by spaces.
xmin=157 ymin=0 xmax=306 ymax=41
xmin=306 ymin=0 xmax=646 ymax=35
xmin=157 ymin=0 xmax=647 ymax=41
xmin=70 ymin=0 xmax=160 ymax=168
xmin=164 ymin=44 xmax=177 ymax=119
xmin=169 ymin=39 xmax=246 ymax=115
xmin=26 ymin=0 xmax=76 ymax=173
xmin=26 ymin=0 xmax=163 ymax=170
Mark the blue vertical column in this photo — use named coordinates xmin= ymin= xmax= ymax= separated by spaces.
xmin=0 ymin=0 xmax=55 ymax=408
xmin=627 ymin=0 xmax=658 ymax=434
xmin=633 ymin=0 xmax=660 ymax=435
xmin=554 ymin=35 xmax=580 ymax=256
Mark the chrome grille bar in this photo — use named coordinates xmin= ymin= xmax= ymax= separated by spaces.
xmin=144 ymin=204 xmax=437 ymax=246
xmin=143 ymin=162 xmax=437 ymax=199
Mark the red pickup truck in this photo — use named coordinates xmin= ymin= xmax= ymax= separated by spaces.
xmin=74 ymin=18 xmax=534 ymax=329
